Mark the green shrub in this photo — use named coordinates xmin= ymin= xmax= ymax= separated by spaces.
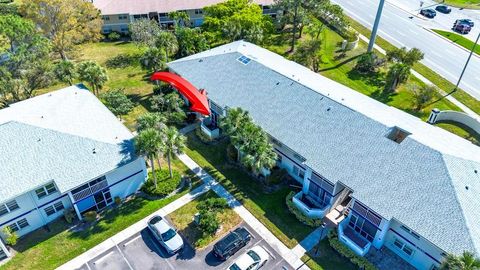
xmin=327 ymin=230 xmax=378 ymax=270
xmin=114 ymin=196 xmax=122 ymax=205
xmin=84 ymin=211 xmax=97 ymax=223
xmin=2 ymin=226 xmax=18 ymax=246
xmin=226 ymin=143 xmax=238 ymax=162
xmin=198 ymin=211 xmax=220 ymax=236
xmin=266 ymin=168 xmax=288 ymax=185
xmin=105 ymin=53 xmax=140 ymax=69
xmin=197 ymin=197 xmax=228 ymax=213
xmin=63 ymin=208 xmax=76 ymax=224
xmin=108 ymin=32 xmax=121 ymax=41
xmin=285 ymin=191 xmax=323 ymax=227
xmin=195 ymin=126 xmax=213 ymax=143
xmin=141 ymin=169 xmax=182 ymax=197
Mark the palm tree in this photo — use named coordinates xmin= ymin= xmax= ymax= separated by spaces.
xmin=440 ymin=252 xmax=480 ymax=270
xmin=163 ymin=127 xmax=186 ymax=178
xmin=137 ymin=112 xmax=167 ymax=169
xmin=169 ymin=11 xmax=190 ymax=28
xmin=135 ymin=128 xmax=163 ymax=188
xmin=242 ymin=140 xmax=277 ymax=177
xmin=220 ymin=107 xmax=251 ymax=137
xmin=54 ymin=60 xmax=76 ymax=86
xmin=77 ymin=61 xmax=108 ymax=96
xmin=155 ymin=31 xmax=178 ymax=62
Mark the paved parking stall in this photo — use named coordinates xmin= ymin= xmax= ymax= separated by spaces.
xmin=77 ymin=222 xmax=293 ymax=270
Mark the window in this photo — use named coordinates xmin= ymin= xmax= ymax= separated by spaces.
xmin=44 ymin=201 xmax=65 ymax=216
xmin=159 ymin=13 xmax=167 ymax=17
xmin=36 ymin=183 xmax=57 ymax=199
xmin=298 ymin=169 xmax=305 ymax=179
xmin=393 ymin=238 xmax=415 ymax=257
xmin=400 ymin=225 xmax=420 ymax=240
xmin=386 ymin=126 xmax=411 ymax=143
xmin=0 ymin=200 xmax=19 ymax=217
xmin=8 ymin=218 xmax=29 ymax=232
xmin=308 ymin=181 xmax=332 ymax=207
xmin=194 ymin=9 xmax=203 ymax=14
xmin=292 ymin=165 xmax=299 ymax=176
xmin=237 ymin=55 xmax=251 ymax=65
xmin=348 ymin=214 xmax=378 ymax=242
xmin=102 ymin=16 xmax=110 ymax=21
xmin=118 ymin=15 xmax=128 ymax=20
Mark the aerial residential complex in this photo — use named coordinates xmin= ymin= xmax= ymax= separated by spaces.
xmin=0 ymin=85 xmax=147 ymax=262
xmin=168 ymin=41 xmax=480 ymax=270
xmin=92 ymin=0 xmax=276 ymax=34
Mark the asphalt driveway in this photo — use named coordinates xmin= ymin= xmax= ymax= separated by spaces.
xmin=76 ymin=222 xmax=293 ymax=270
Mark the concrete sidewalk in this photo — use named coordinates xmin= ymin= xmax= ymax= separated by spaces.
xmin=177 ymin=153 xmax=310 ymax=270
xmin=56 ymin=183 xmax=211 ymax=270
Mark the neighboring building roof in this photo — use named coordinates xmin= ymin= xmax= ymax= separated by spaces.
xmin=168 ymin=41 xmax=480 ymax=256
xmin=92 ymin=0 xmax=274 ymax=16
xmin=0 ymin=85 xmax=137 ymax=202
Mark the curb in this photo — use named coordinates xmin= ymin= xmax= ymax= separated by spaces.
xmin=424 ymin=27 xmax=480 ymax=58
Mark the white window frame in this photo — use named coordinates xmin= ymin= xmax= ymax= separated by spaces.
xmin=0 ymin=200 xmax=19 ymax=217
xmin=8 ymin=218 xmax=29 ymax=232
xmin=44 ymin=201 xmax=65 ymax=216
xmin=36 ymin=183 xmax=57 ymax=199
xmin=393 ymin=238 xmax=415 ymax=257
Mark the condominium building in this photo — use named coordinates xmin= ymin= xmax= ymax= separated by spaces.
xmin=167 ymin=41 xmax=480 ymax=270
xmin=91 ymin=0 xmax=276 ymax=34
xmin=0 ymin=85 xmax=147 ymax=262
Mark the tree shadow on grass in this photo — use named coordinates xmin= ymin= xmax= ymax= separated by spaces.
xmin=318 ymin=55 xmax=360 ymax=72
xmin=128 ymin=92 xmax=154 ymax=112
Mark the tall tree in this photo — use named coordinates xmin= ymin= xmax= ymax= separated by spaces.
xmin=220 ymin=107 xmax=252 ymax=136
xmin=129 ymin=19 xmax=162 ymax=47
xmin=175 ymin=27 xmax=209 ymax=58
xmin=440 ymin=251 xmax=480 ymax=270
xmin=387 ymin=47 xmax=424 ymax=67
xmin=135 ymin=128 xmax=164 ymax=188
xmin=136 ymin=112 xmax=167 ymax=169
xmin=163 ymin=127 xmax=186 ymax=178
xmin=169 ymin=11 xmax=190 ymax=28
xmin=20 ymin=0 xmax=102 ymax=60
xmin=385 ymin=47 xmax=423 ymax=92
xmin=140 ymin=47 xmax=167 ymax=72
xmin=155 ymin=31 xmax=178 ymax=62
xmin=409 ymin=84 xmax=436 ymax=111
xmin=293 ymin=39 xmax=322 ymax=72
xmin=203 ymin=0 xmax=273 ymax=44
xmin=54 ymin=60 xmax=76 ymax=86
xmin=101 ymin=89 xmax=134 ymax=119
xmin=77 ymin=61 xmax=108 ymax=96
xmin=0 ymin=15 xmax=35 ymax=52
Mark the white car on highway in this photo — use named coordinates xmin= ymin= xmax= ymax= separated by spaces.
xmin=227 ymin=245 xmax=269 ymax=270
xmin=147 ymin=215 xmax=184 ymax=254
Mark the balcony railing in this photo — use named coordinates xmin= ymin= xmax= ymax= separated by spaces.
xmin=338 ymin=220 xmax=372 ymax=256
xmin=72 ymin=180 xmax=108 ymax=201
xmin=292 ymin=191 xmax=330 ymax=219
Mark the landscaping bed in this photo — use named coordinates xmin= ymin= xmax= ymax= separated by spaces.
xmin=301 ymin=240 xmax=356 ymax=270
xmin=168 ymin=190 xmax=241 ymax=249
xmin=183 ymin=132 xmax=313 ymax=248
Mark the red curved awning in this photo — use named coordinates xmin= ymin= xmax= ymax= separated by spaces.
xmin=151 ymin=72 xmax=210 ymax=116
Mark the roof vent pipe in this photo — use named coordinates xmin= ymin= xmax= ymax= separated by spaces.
xmin=92 ymin=148 xmax=96 ymax=154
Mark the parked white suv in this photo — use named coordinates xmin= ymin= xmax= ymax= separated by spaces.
xmin=147 ymin=215 xmax=184 ymax=254
xmin=227 ymin=245 xmax=269 ymax=270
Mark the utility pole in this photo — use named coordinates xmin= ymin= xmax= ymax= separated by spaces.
xmin=368 ymin=0 xmax=386 ymax=53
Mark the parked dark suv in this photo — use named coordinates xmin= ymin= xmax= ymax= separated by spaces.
xmin=213 ymin=227 xmax=251 ymax=261
xmin=455 ymin=19 xmax=474 ymax=27
xmin=454 ymin=23 xmax=472 ymax=34
xmin=435 ymin=5 xmax=451 ymax=14
xmin=420 ymin=9 xmax=437 ymax=18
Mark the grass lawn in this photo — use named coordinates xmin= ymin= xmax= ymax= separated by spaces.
xmin=168 ymin=190 xmax=242 ymax=249
xmin=183 ymin=133 xmax=313 ymax=248
xmin=435 ymin=0 xmax=480 ymax=9
xmin=0 ymin=158 xmax=198 ymax=270
xmin=301 ymin=240 xmax=356 ymax=270
xmin=432 ymin=29 xmax=480 ymax=55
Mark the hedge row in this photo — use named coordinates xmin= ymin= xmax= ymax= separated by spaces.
xmin=285 ymin=191 xmax=323 ymax=227
xmin=141 ymin=169 xmax=182 ymax=197
xmin=327 ymin=230 xmax=378 ymax=270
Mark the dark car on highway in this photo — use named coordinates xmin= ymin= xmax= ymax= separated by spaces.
xmin=453 ymin=23 xmax=472 ymax=34
xmin=213 ymin=227 xmax=251 ymax=261
xmin=435 ymin=5 xmax=452 ymax=14
xmin=420 ymin=9 xmax=437 ymax=18
xmin=455 ymin=19 xmax=474 ymax=27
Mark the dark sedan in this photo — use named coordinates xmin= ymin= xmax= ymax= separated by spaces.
xmin=420 ymin=9 xmax=437 ymax=18
xmin=213 ymin=227 xmax=251 ymax=261
xmin=435 ymin=5 xmax=452 ymax=14
xmin=455 ymin=19 xmax=474 ymax=27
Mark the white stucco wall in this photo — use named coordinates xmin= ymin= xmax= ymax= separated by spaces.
xmin=105 ymin=158 xmax=147 ymax=200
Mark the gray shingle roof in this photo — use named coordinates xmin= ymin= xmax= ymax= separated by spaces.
xmin=0 ymin=85 xmax=138 ymax=202
xmin=168 ymin=41 xmax=480 ymax=255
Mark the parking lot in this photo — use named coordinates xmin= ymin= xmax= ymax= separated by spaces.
xmin=75 ymin=222 xmax=293 ymax=270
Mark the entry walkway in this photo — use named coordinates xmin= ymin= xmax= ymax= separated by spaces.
xmin=177 ymin=153 xmax=310 ymax=270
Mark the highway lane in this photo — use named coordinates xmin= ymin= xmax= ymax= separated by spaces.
xmin=332 ymin=0 xmax=480 ymax=100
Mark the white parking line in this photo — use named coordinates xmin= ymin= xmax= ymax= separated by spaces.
xmin=148 ymin=237 xmax=175 ymax=270
xmin=115 ymin=245 xmax=134 ymax=270
xmin=85 ymin=263 xmax=92 ymax=270
xmin=93 ymin=251 xmax=115 ymax=265
xmin=261 ymin=245 xmax=276 ymax=261
xmin=123 ymin=235 xmax=141 ymax=247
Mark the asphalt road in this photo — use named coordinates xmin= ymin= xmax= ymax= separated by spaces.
xmin=76 ymin=222 xmax=293 ymax=270
xmin=332 ymin=0 xmax=480 ymax=100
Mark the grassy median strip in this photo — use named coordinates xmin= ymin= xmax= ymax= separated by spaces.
xmin=435 ymin=0 xmax=480 ymax=9
xmin=347 ymin=17 xmax=480 ymax=116
xmin=432 ymin=29 xmax=480 ymax=56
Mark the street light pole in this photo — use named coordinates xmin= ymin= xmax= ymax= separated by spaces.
xmin=445 ymin=31 xmax=480 ymax=98
xmin=368 ymin=0 xmax=386 ymax=53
